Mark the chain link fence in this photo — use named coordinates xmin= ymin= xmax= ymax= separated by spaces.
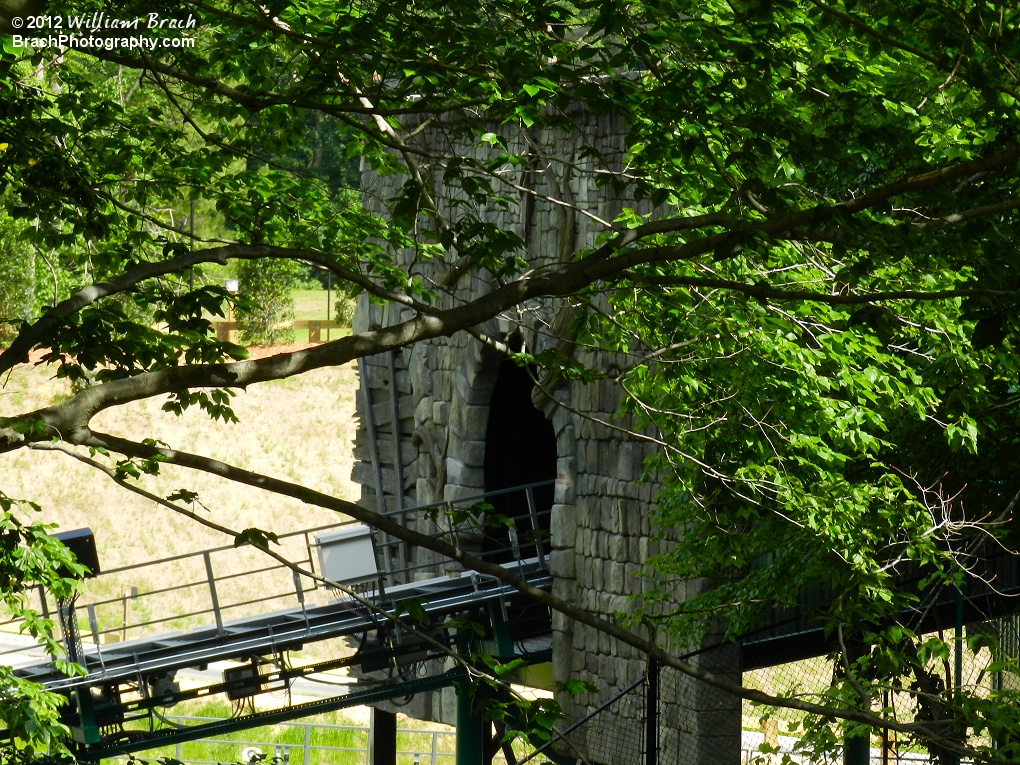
xmin=520 ymin=615 xmax=1020 ymax=765
xmin=740 ymin=618 xmax=1020 ymax=765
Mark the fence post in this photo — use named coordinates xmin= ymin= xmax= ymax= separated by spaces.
xmin=121 ymin=586 xmax=138 ymax=641
xmin=843 ymin=643 xmax=870 ymax=765
xmin=645 ymin=660 xmax=658 ymax=765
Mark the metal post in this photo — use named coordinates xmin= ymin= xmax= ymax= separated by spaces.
xmin=843 ymin=643 xmax=870 ymax=765
xmin=456 ymin=682 xmax=488 ymax=765
xmin=645 ymin=659 xmax=658 ymax=765
xmin=507 ymin=524 xmax=522 ymax=565
xmin=370 ymin=707 xmax=397 ymax=765
xmin=881 ymin=691 xmax=893 ymax=765
xmin=86 ymin=604 xmax=106 ymax=671
xmin=524 ymin=487 xmax=546 ymax=569
xmin=488 ymin=602 xmax=513 ymax=658
xmin=954 ymin=588 xmax=963 ymax=765
xmin=121 ymin=586 xmax=137 ymax=641
xmin=204 ymin=552 xmax=224 ymax=635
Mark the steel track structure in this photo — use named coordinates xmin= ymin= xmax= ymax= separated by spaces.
xmin=4 ymin=482 xmax=558 ymax=760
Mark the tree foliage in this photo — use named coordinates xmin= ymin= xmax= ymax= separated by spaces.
xmin=234 ymin=257 xmax=299 ymax=346
xmin=1 ymin=0 xmax=1020 ymax=759
xmin=0 ymin=199 xmax=34 ymax=342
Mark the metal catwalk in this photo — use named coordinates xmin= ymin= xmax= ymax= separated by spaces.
xmin=3 ymin=482 xmax=557 ymax=757
xmin=15 ymin=559 xmax=553 ymax=692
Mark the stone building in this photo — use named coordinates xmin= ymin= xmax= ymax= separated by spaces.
xmin=351 ymin=112 xmax=741 ymax=764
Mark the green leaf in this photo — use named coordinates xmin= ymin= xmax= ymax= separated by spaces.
xmin=233 ymin=528 xmax=280 ymax=550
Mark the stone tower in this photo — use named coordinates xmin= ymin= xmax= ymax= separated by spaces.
xmin=351 ymin=111 xmax=742 ymax=764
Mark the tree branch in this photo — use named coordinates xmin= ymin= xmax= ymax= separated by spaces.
xmin=67 ymin=430 xmax=964 ymax=745
xmin=6 ymin=144 xmax=1019 ymax=445
xmin=0 ymin=243 xmax=417 ymax=377
xmin=27 ymin=441 xmax=525 ymax=697
xmin=624 ymin=273 xmax=1020 ymax=306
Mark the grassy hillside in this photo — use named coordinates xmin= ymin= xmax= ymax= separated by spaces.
xmin=0 ymin=346 xmax=361 ymax=630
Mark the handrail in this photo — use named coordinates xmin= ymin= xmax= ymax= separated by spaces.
xmin=389 ymin=479 xmax=556 ymax=517
xmin=91 ymin=479 xmax=557 ymax=579
xmin=95 ymin=523 xmax=345 ymax=578
xmin=4 ymin=481 xmax=556 ymax=662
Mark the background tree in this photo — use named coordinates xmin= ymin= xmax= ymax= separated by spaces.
xmin=234 ymin=258 xmax=300 ymax=345
xmin=0 ymin=0 xmax=1019 ymax=760
xmin=0 ymin=199 xmax=34 ymax=342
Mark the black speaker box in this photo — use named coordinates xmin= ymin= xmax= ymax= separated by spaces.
xmin=51 ymin=528 xmax=100 ymax=579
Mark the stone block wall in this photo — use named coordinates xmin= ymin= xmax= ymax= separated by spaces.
xmin=351 ymin=110 xmax=742 ymax=763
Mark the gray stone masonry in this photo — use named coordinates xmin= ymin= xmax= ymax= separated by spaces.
xmin=351 ymin=111 xmax=741 ymax=764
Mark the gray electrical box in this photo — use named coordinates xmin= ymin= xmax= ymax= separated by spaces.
xmin=315 ymin=525 xmax=378 ymax=586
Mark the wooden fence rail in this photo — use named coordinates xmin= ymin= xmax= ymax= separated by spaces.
xmin=213 ymin=320 xmax=343 ymax=343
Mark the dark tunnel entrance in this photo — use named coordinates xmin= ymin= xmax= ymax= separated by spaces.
xmin=482 ymin=355 xmax=557 ymax=563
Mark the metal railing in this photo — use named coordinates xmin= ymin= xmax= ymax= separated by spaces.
xmin=33 ymin=521 xmax=342 ymax=651
xmin=112 ymin=713 xmax=558 ymax=765
xmin=125 ymin=714 xmax=457 ymax=765
xmin=371 ymin=480 xmax=555 ymax=588
xmin=0 ymin=481 xmax=555 ymax=666
xmin=739 ymin=746 xmax=959 ymax=763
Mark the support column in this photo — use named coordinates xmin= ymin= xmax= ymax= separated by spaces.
xmin=370 ymin=708 xmax=397 ymax=765
xmin=844 ymin=643 xmax=871 ymax=765
xmin=844 ymin=733 xmax=870 ymax=765
xmin=456 ymin=682 xmax=489 ymax=765
xmin=645 ymin=658 xmax=658 ymax=765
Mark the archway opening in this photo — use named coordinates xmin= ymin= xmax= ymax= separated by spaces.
xmin=482 ymin=354 xmax=557 ymax=562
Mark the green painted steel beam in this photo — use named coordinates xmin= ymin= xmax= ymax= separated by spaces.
xmin=487 ymin=602 xmax=514 ymax=659
xmin=456 ymin=680 xmax=488 ymax=765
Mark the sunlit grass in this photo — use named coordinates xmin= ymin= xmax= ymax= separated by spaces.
xmin=125 ymin=701 xmax=457 ymax=765
xmin=0 ymin=337 xmax=361 ymax=639
xmin=292 ymin=289 xmax=332 ymax=320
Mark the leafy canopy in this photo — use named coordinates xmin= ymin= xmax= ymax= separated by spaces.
xmin=1 ymin=0 xmax=1020 ymax=760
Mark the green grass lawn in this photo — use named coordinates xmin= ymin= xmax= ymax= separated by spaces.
xmin=292 ymin=289 xmax=334 ymax=321
xmin=290 ymin=289 xmax=348 ymax=343
xmin=136 ymin=701 xmax=457 ymax=765
xmin=209 ymin=289 xmax=352 ymax=344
